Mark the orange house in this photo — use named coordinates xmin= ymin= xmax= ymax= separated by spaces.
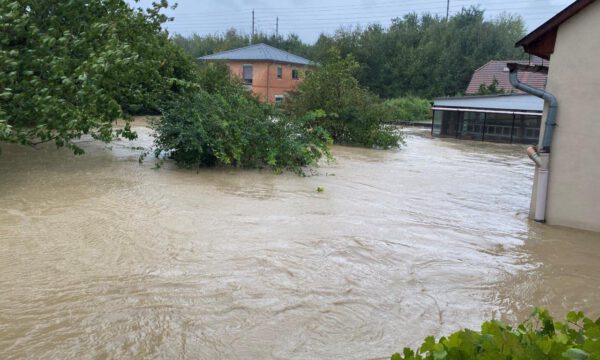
xmin=199 ymin=43 xmax=314 ymax=104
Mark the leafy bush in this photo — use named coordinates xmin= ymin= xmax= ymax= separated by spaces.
xmin=284 ymin=49 xmax=402 ymax=149
xmin=476 ymin=77 xmax=506 ymax=95
xmin=383 ymin=96 xmax=432 ymax=123
xmin=152 ymin=64 xmax=331 ymax=174
xmin=392 ymin=308 xmax=600 ymax=360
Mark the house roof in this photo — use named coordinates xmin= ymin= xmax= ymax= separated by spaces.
xmin=515 ymin=0 xmax=596 ymax=59
xmin=466 ymin=57 xmax=548 ymax=94
xmin=433 ymin=94 xmax=544 ymax=115
xmin=198 ymin=43 xmax=313 ymax=66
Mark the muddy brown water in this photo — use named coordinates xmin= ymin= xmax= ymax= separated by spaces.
xmin=1 ymin=126 xmax=599 ymax=359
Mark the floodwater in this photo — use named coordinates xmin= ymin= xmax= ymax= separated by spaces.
xmin=1 ymin=126 xmax=599 ymax=359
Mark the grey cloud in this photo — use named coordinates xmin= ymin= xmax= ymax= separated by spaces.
xmin=129 ymin=0 xmax=575 ymax=43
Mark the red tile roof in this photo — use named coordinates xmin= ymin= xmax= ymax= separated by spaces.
xmin=465 ymin=57 xmax=549 ymax=94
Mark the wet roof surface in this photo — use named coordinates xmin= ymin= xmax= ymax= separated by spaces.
xmin=466 ymin=58 xmax=548 ymax=95
xmin=433 ymin=94 xmax=544 ymax=112
xmin=199 ymin=43 xmax=313 ymax=65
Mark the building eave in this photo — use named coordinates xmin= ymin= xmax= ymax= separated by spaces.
xmin=515 ymin=0 xmax=596 ymax=59
xmin=431 ymin=106 xmax=543 ymax=116
xmin=197 ymin=43 xmax=314 ymax=66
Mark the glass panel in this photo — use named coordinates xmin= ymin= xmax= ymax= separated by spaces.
xmin=432 ymin=110 xmax=443 ymax=136
xmin=513 ymin=114 xmax=541 ymax=144
xmin=277 ymin=66 xmax=282 ymax=79
xmin=243 ymin=64 xmax=253 ymax=85
xmin=432 ymin=110 xmax=461 ymax=138
xmin=458 ymin=111 xmax=484 ymax=141
xmin=275 ymin=95 xmax=284 ymax=106
xmin=440 ymin=111 xmax=460 ymax=137
xmin=434 ymin=111 xmax=542 ymax=144
xmin=484 ymin=113 xmax=514 ymax=143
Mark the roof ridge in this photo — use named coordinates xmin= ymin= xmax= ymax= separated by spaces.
xmin=199 ymin=43 xmax=313 ymax=65
xmin=473 ymin=60 xmax=495 ymax=72
xmin=478 ymin=59 xmax=545 ymax=68
xmin=434 ymin=93 xmax=541 ymax=101
xmin=201 ymin=43 xmax=265 ymax=58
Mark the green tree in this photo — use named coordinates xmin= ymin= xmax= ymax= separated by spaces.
xmin=0 ymin=0 xmax=195 ymax=154
xmin=309 ymin=7 xmax=526 ymax=98
xmin=284 ymin=49 xmax=401 ymax=149
xmin=172 ymin=30 xmax=312 ymax=59
xmin=175 ymin=7 xmax=526 ymax=100
xmin=152 ymin=63 xmax=331 ymax=173
xmin=383 ymin=96 xmax=432 ymax=123
xmin=476 ymin=77 xmax=505 ymax=95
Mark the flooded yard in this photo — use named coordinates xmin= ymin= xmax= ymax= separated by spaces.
xmin=1 ymin=127 xmax=599 ymax=359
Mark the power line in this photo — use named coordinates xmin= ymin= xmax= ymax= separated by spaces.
xmin=168 ymin=8 xmax=562 ymax=28
xmin=158 ymin=0 xmax=570 ymax=39
xmin=167 ymin=3 xmax=565 ymax=26
xmin=166 ymin=9 xmax=561 ymax=30
xmin=168 ymin=0 xmax=565 ymax=19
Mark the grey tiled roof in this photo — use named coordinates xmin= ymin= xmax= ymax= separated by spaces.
xmin=198 ymin=43 xmax=313 ymax=65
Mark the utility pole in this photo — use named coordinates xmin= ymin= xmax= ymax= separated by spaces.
xmin=446 ymin=0 xmax=450 ymax=21
xmin=276 ymin=17 xmax=279 ymax=38
xmin=251 ymin=10 xmax=255 ymax=44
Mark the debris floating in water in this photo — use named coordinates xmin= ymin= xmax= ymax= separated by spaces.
xmin=317 ymin=186 xmax=325 ymax=192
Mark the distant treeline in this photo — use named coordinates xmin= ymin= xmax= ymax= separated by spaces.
xmin=172 ymin=7 xmax=527 ymax=99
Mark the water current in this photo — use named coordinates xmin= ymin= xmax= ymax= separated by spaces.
xmin=1 ymin=126 xmax=599 ymax=359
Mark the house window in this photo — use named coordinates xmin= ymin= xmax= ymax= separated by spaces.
xmin=275 ymin=95 xmax=284 ymax=106
xmin=243 ymin=64 xmax=253 ymax=85
xmin=292 ymin=68 xmax=300 ymax=80
xmin=277 ymin=65 xmax=282 ymax=79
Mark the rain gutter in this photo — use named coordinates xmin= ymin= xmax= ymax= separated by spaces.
xmin=507 ymin=63 xmax=557 ymax=152
xmin=507 ymin=62 xmax=557 ymax=223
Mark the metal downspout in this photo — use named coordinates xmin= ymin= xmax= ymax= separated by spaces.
xmin=507 ymin=63 xmax=558 ymax=223
xmin=507 ymin=63 xmax=558 ymax=152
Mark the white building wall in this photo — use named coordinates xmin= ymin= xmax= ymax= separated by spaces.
xmin=532 ymin=1 xmax=600 ymax=232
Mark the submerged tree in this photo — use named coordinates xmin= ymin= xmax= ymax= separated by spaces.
xmin=284 ymin=49 xmax=401 ymax=149
xmin=0 ymin=0 xmax=196 ymax=154
xmin=152 ymin=63 xmax=331 ymax=173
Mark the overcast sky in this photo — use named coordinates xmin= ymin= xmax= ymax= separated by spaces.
xmin=130 ymin=0 xmax=575 ymax=43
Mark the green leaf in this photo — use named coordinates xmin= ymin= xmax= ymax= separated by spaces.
xmin=420 ymin=336 xmax=437 ymax=353
xmin=567 ymin=311 xmax=585 ymax=323
xmin=563 ymin=348 xmax=589 ymax=360
xmin=537 ymin=338 xmax=552 ymax=354
xmin=433 ymin=349 xmax=447 ymax=359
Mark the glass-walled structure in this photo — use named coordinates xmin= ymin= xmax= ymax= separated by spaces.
xmin=432 ymin=94 xmax=543 ymax=145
